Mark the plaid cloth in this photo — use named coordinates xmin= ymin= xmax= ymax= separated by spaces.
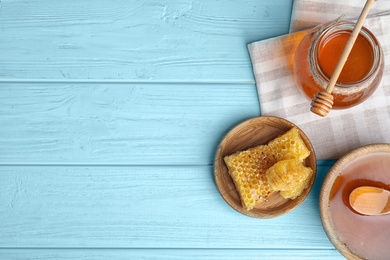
xmin=248 ymin=1 xmax=390 ymax=160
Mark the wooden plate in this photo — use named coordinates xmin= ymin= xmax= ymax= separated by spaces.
xmin=320 ymin=143 xmax=390 ymax=259
xmin=214 ymin=116 xmax=316 ymax=218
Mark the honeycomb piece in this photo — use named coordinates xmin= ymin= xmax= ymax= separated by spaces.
xmin=266 ymin=159 xmax=313 ymax=199
xmin=279 ymin=171 xmax=312 ymax=199
xmin=268 ymin=127 xmax=310 ymax=161
xmin=224 ymin=145 xmax=277 ymax=210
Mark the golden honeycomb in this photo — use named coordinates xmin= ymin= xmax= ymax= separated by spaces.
xmin=266 ymin=159 xmax=313 ymax=199
xmin=223 ymin=127 xmax=313 ymax=210
xmin=279 ymin=174 xmax=312 ymax=200
xmin=224 ymin=145 xmax=277 ymax=210
xmin=267 ymin=127 xmax=310 ymax=161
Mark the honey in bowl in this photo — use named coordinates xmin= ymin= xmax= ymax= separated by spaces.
xmin=293 ymin=20 xmax=384 ymax=109
xmin=329 ymin=152 xmax=390 ymax=260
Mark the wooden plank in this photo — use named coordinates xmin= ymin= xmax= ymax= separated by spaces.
xmin=0 ymin=83 xmax=260 ymax=165
xmin=0 ymin=163 xmax=334 ymax=248
xmin=0 ymin=249 xmax=344 ymax=260
xmin=0 ymin=0 xmax=293 ymax=81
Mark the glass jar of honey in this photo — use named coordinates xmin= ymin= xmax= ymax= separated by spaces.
xmin=293 ymin=20 xmax=384 ymax=109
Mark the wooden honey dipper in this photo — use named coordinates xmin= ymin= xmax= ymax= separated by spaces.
xmin=349 ymin=186 xmax=390 ymax=216
xmin=311 ymin=0 xmax=377 ymax=117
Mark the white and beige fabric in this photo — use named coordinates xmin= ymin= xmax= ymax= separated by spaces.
xmin=248 ymin=0 xmax=390 ymax=160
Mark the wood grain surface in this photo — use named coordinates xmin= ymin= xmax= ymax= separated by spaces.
xmin=0 ymin=83 xmax=260 ymax=165
xmin=0 ymin=249 xmax=343 ymax=260
xmin=1 ymin=164 xmax=333 ymax=248
xmin=0 ymin=0 xmax=345 ymax=259
xmin=0 ymin=0 xmax=292 ymax=82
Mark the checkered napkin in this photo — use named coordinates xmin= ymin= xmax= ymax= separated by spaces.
xmin=248 ymin=0 xmax=390 ymax=160
xmin=290 ymin=0 xmax=390 ymax=33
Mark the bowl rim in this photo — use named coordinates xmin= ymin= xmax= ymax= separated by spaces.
xmin=319 ymin=143 xmax=390 ymax=259
xmin=214 ymin=116 xmax=317 ymax=218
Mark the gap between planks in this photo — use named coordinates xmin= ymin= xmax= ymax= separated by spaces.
xmin=0 ymin=79 xmax=255 ymax=85
xmin=0 ymin=247 xmax=339 ymax=251
xmin=0 ymin=160 xmax=336 ymax=167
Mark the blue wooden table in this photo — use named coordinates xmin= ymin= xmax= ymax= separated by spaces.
xmin=0 ymin=1 xmax=343 ymax=259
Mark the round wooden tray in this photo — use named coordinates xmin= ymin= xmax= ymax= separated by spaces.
xmin=320 ymin=143 xmax=390 ymax=259
xmin=214 ymin=116 xmax=317 ymax=218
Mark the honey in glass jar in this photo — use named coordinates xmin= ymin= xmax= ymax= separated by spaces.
xmin=293 ymin=20 xmax=384 ymax=109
